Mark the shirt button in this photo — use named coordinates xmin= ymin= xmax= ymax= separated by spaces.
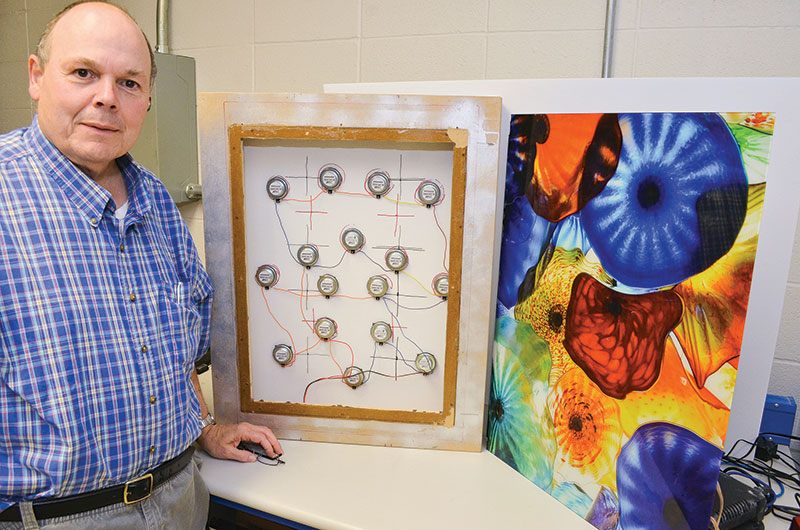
xmin=129 ymin=293 xmax=136 ymax=302
xmin=149 ymin=396 xmax=157 ymax=404
xmin=90 ymin=217 xmax=98 ymax=225
xmin=149 ymin=446 xmax=156 ymax=454
xmin=119 ymin=242 xmax=125 ymax=252
xmin=141 ymin=344 xmax=148 ymax=353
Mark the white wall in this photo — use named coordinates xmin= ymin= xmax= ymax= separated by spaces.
xmin=2 ymin=0 xmax=799 ymax=445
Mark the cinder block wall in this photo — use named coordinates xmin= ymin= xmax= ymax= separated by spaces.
xmin=2 ymin=0 xmax=799 ymax=445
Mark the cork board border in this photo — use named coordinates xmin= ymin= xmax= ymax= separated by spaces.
xmin=228 ymin=125 xmax=466 ymax=425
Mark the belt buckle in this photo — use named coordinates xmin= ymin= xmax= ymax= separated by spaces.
xmin=123 ymin=473 xmax=154 ymax=504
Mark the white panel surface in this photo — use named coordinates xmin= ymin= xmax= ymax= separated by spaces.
xmin=326 ymin=78 xmax=800 ymax=452
xmin=242 ymin=141 xmax=453 ymax=411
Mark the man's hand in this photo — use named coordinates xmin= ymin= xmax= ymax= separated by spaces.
xmin=197 ymin=421 xmax=283 ymax=463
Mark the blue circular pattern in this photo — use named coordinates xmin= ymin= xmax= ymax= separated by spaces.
xmin=616 ymin=422 xmax=722 ymax=530
xmin=582 ymin=113 xmax=748 ymax=288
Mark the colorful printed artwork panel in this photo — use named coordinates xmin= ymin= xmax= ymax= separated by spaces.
xmin=490 ymin=112 xmax=775 ymax=529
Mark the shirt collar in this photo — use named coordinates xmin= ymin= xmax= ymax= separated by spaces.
xmin=24 ymin=115 xmax=152 ymax=225
xmin=118 ymin=151 xmax=153 ymax=222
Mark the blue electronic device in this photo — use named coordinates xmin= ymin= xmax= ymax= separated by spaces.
xmin=759 ymin=393 xmax=797 ymax=445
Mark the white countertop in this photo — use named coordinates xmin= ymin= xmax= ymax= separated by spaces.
xmin=765 ymin=513 xmax=794 ymax=529
xmin=199 ymin=439 xmax=798 ymax=530
xmin=198 ymin=439 xmax=591 ymax=530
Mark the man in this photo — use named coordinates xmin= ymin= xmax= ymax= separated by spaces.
xmin=0 ymin=2 xmax=282 ymax=528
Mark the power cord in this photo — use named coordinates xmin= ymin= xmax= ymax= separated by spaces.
xmin=722 ymin=433 xmax=800 ymax=521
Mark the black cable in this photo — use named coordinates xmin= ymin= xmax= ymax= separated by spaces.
xmin=759 ymin=431 xmax=800 ymax=443
xmin=720 ymin=436 xmax=800 ymax=520
xmin=777 ymin=447 xmax=800 ymax=474
xmin=724 ymin=438 xmax=758 ymax=461
xmin=719 ymin=467 xmax=777 ymax=508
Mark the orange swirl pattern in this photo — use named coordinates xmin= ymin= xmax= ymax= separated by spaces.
xmin=548 ymin=368 xmax=622 ymax=484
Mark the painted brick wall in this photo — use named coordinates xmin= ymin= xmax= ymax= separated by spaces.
xmin=1 ymin=0 xmax=799 ymax=444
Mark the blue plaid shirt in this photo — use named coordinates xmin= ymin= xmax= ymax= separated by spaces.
xmin=0 ymin=117 xmax=213 ymax=511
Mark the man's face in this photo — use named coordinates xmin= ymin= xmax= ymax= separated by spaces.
xmin=28 ymin=3 xmax=151 ymax=177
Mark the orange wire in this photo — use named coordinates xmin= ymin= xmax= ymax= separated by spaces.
xmin=336 ymin=191 xmax=373 ymax=198
xmin=283 ymin=191 xmax=324 ymax=203
xmin=332 ymin=339 xmax=355 ymax=370
xmin=297 ymin=338 xmax=322 ymax=355
xmin=260 ymin=288 xmax=296 ymax=353
xmin=275 ymin=288 xmax=371 ymax=301
xmin=274 ymin=287 xmax=323 ymax=298
xmin=284 ymin=337 xmax=323 ymax=368
xmin=332 ymin=294 xmax=374 ymax=300
xmin=328 ymin=340 xmax=344 ymax=376
xmin=277 ymin=288 xmax=372 ymax=301
xmin=303 ymin=374 xmax=345 ymax=402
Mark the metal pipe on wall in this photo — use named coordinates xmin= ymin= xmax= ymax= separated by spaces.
xmin=602 ymin=0 xmax=616 ymax=78
xmin=156 ymin=0 xmax=169 ymax=53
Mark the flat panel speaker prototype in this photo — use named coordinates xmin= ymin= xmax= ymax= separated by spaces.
xmin=199 ymin=93 xmax=501 ymax=450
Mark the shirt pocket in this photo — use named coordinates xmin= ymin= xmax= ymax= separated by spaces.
xmin=158 ymin=281 xmax=202 ymax=372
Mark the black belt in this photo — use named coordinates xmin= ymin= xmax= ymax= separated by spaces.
xmin=0 ymin=446 xmax=194 ymax=522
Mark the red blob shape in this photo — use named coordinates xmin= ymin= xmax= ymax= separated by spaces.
xmin=564 ymin=273 xmax=683 ymax=399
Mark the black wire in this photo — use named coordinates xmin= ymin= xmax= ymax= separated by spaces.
xmin=303 ymin=368 xmax=424 ymax=400
xmin=315 ymin=249 xmax=347 ymax=270
xmin=364 ymin=368 xmax=423 ymax=379
xmin=760 ymin=431 xmax=800 ymax=442
xmin=723 ymin=438 xmax=757 ymax=461
xmin=719 ymin=467 xmax=777 ymax=507
xmin=256 ymin=454 xmax=285 ymax=466
xmin=777 ymin=447 xmax=800 ymax=474
xmin=720 ymin=436 xmax=800 ymax=520
xmin=772 ymin=503 xmax=800 ymax=520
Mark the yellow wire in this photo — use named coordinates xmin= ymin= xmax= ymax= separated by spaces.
xmin=384 ymin=197 xmax=421 ymax=207
xmin=401 ymin=270 xmax=437 ymax=297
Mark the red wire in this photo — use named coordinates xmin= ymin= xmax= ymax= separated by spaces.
xmin=301 ymin=369 xmax=424 ymax=403
xmin=260 ymin=287 xmax=296 ymax=355
xmin=333 ymin=294 xmax=374 ymax=300
xmin=432 ymin=205 xmax=449 ymax=273
xmin=268 ymin=172 xmax=446 ymax=398
xmin=283 ymin=191 xmax=324 ymax=203
xmin=275 ymin=288 xmax=370 ymax=301
xmin=303 ymin=374 xmax=344 ymax=403
xmin=331 ymin=339 xmax=355 ymax=371
xmin=327 ymin=340 xmax=345 ymax=376
xmin=296 ymin=338 xmax=322 ymax=356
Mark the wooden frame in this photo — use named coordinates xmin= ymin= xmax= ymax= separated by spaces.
xmin=228 ymin=125 xmax=466 ymax=425
xmin=199 ymin=93 xmax=501 ymax=450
